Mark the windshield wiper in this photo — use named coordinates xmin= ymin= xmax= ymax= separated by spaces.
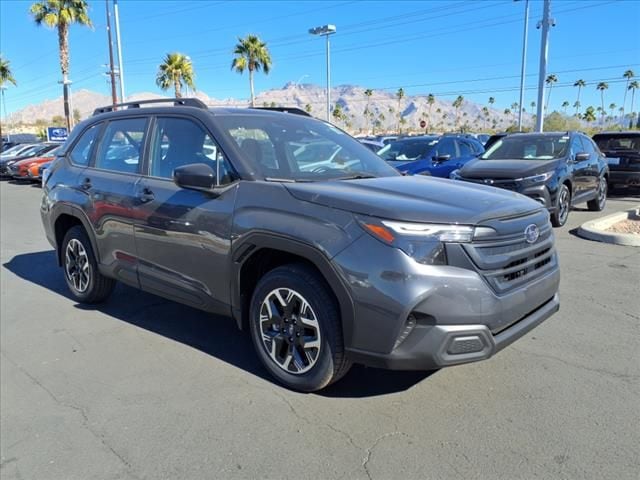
xmin=334 ymin=172 xmax=378 ymax=180
xmin=264 ymin=177 xmax=313 ymax=183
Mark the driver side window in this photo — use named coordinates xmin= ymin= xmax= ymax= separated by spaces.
xmin=434 ymin=138 xmax=457 ymax=158
xmin=570 ymin=136 xmax=583 ymax=158
xmin=150 ymin=117 xmax=234 ymax=185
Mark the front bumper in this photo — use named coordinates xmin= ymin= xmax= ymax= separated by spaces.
xmin=333 ymin=231 xmax=560 ymax=371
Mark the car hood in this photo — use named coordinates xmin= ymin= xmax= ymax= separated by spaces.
xmin=459 ymin=158 xmax=561 ymax=178
xmin=284 ymin=176 xmax=540 ymax=225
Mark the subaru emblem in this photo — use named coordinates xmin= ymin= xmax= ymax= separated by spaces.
xmin=484 ymin=179 xmax=494 ymax=185
xmin=524 ymin=224 xmax=539 ymax=244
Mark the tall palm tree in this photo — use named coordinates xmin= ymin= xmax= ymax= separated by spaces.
xmin=504 ymin=108 xmax=512 ymax=125
xmin=608 ymin=103 xmax=616 ymax=122
xmin=481 ymin=106 xmax=489 ymax=130
xmin=628 ymin=80 xmax=639 ymax=128
xmin=364 ymin=88 xmax=373 ymax=131
xmin=573 ymin=101 xmax=581 ymax=117
xmin=596 ymin=82 xmax=608 ymax=125
xmin=156 ymin=53 xmax=195 ymax=98
xmin=561 ymin=101 xmax=570 ymax=115
xmin=30 ymin=0 xmax=92 ymax=131
xmin=621 ymin=69 xmax=635 ymax=119
xmin=545 ymin=74 xmax=558 ymax=112
xmin=453 ymin=95 xmax=464 ymax=130
xmin=582 ymin=106 xmax=596 ymax=126
xmin=573 ymin=79 xmax=586 ymax=116
xmin=0 ymin=56 xmax=17 ymax=88
xmin=231 ymin=35 xmax=272 ymax=107
xmin=396 ymin=87 xmax=405 ymax=132
xmin=426 ymin=93 xmax=435 ymax=132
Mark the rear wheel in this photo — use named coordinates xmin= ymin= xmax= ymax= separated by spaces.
xmin=62 ymin=226 xmax=115 ymax=303
xmin=551 ymin=184 xmax=571 ymax=227
xmin=249 ymin=264 xmax=351 ymax=392
xmin=587 ymin=176 xmax=607 ymax=211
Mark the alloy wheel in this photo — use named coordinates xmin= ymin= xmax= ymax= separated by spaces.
xmin=558 ymin=188 xmax=570 ymax=224
xmin=598 ymin=177 xmax=607 ymax=210
xmin=65 ymin=238 xmax=91 ymax=293
xmin=259 ymin=288 xmax=321 ymax=375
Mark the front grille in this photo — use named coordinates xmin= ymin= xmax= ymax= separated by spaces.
xmin=461 ymin=177 xmax=519 ymax=191
xmin=463 ymin=223 xmax=556 ymax=294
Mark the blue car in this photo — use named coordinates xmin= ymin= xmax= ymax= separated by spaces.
xmin=379 ymin=135 xmax=484 ymax=178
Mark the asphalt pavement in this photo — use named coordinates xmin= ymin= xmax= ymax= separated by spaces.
xmin=1 ymin=180 xmax=639 ymax=480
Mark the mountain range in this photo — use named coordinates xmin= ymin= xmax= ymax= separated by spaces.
xmin=7 ymin=83 xmax=529 ymax=133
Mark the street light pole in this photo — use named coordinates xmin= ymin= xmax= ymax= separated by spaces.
xmin=113 ymin=0 xmax=125 ymax=102
xmin=105 ymin=0 xmax=118 ymax=107
xmin=309 ymin=24 xmax=336 ymax=121
xmin=535 ymin=0 xmax=554 ymax=132
xmin=517 ymin=0 xmax=529 ymax=132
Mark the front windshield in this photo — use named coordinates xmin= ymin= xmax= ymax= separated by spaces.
xmin=217 ymin=114 xmax=400 ymax=181
xmin=377 ymin=138 xmax=439 ymax=161
xmin=481 ymin=134 xmax=569 ymax=160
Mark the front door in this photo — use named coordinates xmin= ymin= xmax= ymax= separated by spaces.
xmin=133 ymin=116 xmax=238 ymax=314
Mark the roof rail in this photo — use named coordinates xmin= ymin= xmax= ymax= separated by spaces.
xmin=92 ymin=98 xmax=208 ymax=116
xmin=252 ymin=106 xmax=312 ymax=117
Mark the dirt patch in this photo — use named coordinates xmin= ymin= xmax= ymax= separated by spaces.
xmin=606 ymin=219 xmax=640 ymax=235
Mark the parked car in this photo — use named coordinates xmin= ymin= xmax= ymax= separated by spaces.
xmin=9 ymin=147 xmax=61 ymax=180
xmin=0 ymin=143 xmax=37 ymax=161
xmin=592 ymin=131 xmax=640 ymax=190
xmin=483 ymin=132 xmax=508 ymax=149
xmin=0 ymin=143 xmax=59 ymax=177
xmin=450 ymin=132 xmax=609 ymax=227
xmin=41 ymin=98 xmax=559 ymax=391
xmin=378 ymin=135 xmax=484 ymax=177
xmin=359 ymin=139 xmax=384 ymax=152
xmin=29 ymin=160 xmax=54 ymax=183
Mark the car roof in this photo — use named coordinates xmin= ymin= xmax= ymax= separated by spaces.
xmin=593 ymin=131 xmax=640 ymax=136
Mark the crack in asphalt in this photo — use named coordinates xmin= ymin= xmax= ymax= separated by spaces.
xmin=362 ymin=432 xmax=408 ymax=480
xmin=511 ymin=347 xmax=639 ymax=382
xmin=0 ymin=351 xmax=142 ymax=480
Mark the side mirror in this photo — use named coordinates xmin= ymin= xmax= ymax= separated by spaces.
xmin=574 ymin=152 xmax=590 ymax=162
xmin=173 ymin=163 xmax=217 ymax=192
xmin=433 ymin=154 xmax=451 ymax=163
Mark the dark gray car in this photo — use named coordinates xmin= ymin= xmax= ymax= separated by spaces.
xmin=41 ymin=99 xmax=560 ymax=391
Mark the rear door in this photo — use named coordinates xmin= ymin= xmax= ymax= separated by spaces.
xmin=132 ymin=115 xmax=238 ymax=314
xmin=82 ymin=117 xmax=148 ymax=287
xmin=579 ymin=135 xmax=600 ymax=196
xmin=569 ymin=135 xmax=589 ymax=201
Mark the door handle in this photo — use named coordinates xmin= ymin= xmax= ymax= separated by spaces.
xmin=79 ymin=177 xmax=92 ymax=190
xmin=137 ymin=187 xmax=155 ymax=203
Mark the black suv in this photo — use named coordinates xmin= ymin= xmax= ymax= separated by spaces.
xmin=592 ymin=131 xmax=640 ymax=190
xmin=451 ymin=132 xmax=609 ymax=227
xmin=41 ymin=99 xmax=560 ymax=391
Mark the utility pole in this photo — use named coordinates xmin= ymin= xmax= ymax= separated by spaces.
xmin=105 ymin=0 xmax=118 ymax=107
xmin=113 ymin=0 xmax=125 ymax=102
xmin=535 ymin=0 xmax=554 ymax=132
xmin=309 ymin=25 xmax=336 ymax=121
xmin=517 ymin=0 xmax=529 ymax=132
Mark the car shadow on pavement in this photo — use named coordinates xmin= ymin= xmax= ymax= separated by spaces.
xmin=4 ymin=250 xmax=431 ymax=397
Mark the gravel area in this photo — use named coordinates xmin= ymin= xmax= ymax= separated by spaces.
xmin=606 ymin=218 xmax=640 ymax=234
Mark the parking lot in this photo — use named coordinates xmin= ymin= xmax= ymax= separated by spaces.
xmin=1 ymin=180 xmax=638 ymax=480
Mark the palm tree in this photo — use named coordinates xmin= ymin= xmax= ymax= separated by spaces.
xmin=621 ymin=69 xmax=635 ymax=119
xmin=545 ymin=74 xmax=558 ymax=112
xmin=453 ymin=95 xmax=464 ymax=130
xmin=0 ymin=56 xmax=17 ymax=88
xmin=481 ymin=106 xmax=489 ymax=130
xmin=426 ymin=93 xmax=435 ymax=132
xmin=304 ymin=103 xmax=312 ymax=114
xmin=156 ymin=53 xmax=195 ymax=98
xmin=231 ymin=35 xmax=272 ymax=107
xmin=629 ymin=80 xmax=639 ymax=128
xmin=573 ymin=79 xmax=586 ymax=116
xmin=582 ymin=106 xmax=596 ymax=126
xmin=396 ymin=87 xmax=405 ymax=133
xmin=332 ymin=103 xmax=344 ymax=125
xmin=609 ymin=103 xmax=616 ymax=123
xmin=573 ymin=101 xmax=581 ymax=117
xmin=596 ymin=82 xmax=608 ymax=125
xmin=504 ymin=108 xmax=512 ymax=126
xmin=561 ymin=101 xmax=570 ymax=115
xmin=30 ymin=0 xmax=92 ymax=131
xmin=364 ymin=88 xmax=373 ymax=131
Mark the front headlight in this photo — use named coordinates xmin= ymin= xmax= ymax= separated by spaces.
xmin=356 ymin=215 xmax=496 ymax=265
xmin=449 ymin=169 xmax=461 ymax=180
xmin=520 ymin=171 xmax=553 ymax=185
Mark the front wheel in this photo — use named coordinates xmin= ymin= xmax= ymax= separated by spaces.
xmin=62 ymin=226 xmax=115 ymax=303
xmin=551 ymin=184 xmax=571 ymax=227
xmin=249 ymin=264 xmax=351 ymax=392
xmin=587 ymin=176 xmax=607 ymax=211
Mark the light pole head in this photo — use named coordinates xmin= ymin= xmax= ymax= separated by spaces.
xmin=309 ymin=24 xmax=336 ymax=36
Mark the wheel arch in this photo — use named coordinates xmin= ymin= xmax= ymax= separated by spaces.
xmin=51 ymin=204 xmax=100 ymax=267
xmin=231 ymin=233 xmax=356 ymax=346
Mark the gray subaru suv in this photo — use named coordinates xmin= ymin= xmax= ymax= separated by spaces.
xmin=40 ymin=99 xmax=560 ymax=391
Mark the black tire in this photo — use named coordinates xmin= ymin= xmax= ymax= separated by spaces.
xmin=249 ymin=264 xmax=351 ymax=392
xmin=551 ymin=184 xmax=571 ymax=227
xmin=587 ymin=175 xmax=607 ymax=211
xmin=61 ymin=225 xmax=115 ymax=303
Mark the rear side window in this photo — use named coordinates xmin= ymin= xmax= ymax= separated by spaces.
xmin=95 ymin=118 xmax=147 ymax=173
xmin=594 ymin=135 xmax=640 ymax=151
xmin=434 ymin=138 xmax=457 ymax=158
xmin=69 ymin=124 xmax=101 ymax=166
xmin=457 ymin=140 xmax=473 ymax=156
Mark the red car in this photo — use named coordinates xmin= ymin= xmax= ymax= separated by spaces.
xmin=9 ymin=147 xmax=60 ymax=180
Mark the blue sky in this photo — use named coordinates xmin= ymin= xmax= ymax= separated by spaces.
xmin=1 ymin=0 xmax=639 ymax=115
